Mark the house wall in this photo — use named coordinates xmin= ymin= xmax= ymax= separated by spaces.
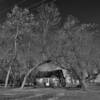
xmin=36 ymin=77 xmax=60 ymax=87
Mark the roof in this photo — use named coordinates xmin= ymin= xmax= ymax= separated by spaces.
xmin=36 ymin=62 xmax=62 ymax=72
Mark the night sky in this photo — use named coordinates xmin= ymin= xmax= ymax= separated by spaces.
xmin=0 ymin=0 xmax=100 ymax=24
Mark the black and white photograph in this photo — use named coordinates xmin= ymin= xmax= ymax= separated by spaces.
xmin=0 ymin=0 xmax=100 ymax=100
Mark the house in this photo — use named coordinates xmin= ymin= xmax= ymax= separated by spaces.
xmin=34 ymin=61 xmax=80 ymax=88
xmin=35 ymin=69 xmax=65 ymax=87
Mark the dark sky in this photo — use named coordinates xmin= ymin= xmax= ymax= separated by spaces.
xmin=58 ymin=0 xmax=100 ymax=24
xmin=0 ymin=0 xmax=100 ymax=24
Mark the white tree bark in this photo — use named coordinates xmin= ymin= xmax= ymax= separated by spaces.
xmin=4 ymin=66 xmax=11 ymax=88
xmin=20 ymin=63 xmax=42 ymax=89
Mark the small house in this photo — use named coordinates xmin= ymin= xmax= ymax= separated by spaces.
xmin=34 ymin=61 xmax=80 ymax=88
xmin=35 ymin=70 xmax=64 ymax=87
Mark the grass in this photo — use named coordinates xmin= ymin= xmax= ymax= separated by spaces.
xmin=0 ymin=87 xmax=100 ymax=100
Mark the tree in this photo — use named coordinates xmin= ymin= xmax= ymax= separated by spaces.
xmin=20 ymin=2 xmax=61 ymax=88
xmin=44 ymin=15 xmax=99 ymax=90
xmin=0 ymin=5 xmax=36 ymax=88
xmin=36 ymin=2 xmax=61 ymax=61
xmin=60 ymin=15 xmax=98 ymax=90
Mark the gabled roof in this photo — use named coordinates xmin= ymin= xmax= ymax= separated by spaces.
xmin=36 ymin=62 xmax=62 ymax=72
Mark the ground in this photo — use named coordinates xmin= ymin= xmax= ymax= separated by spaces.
xmin=0 ymin=87 xmax=100 ymax=100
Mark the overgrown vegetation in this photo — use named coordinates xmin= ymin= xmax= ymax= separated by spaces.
xmin=0 ymin=1 xmax=100 ymax=90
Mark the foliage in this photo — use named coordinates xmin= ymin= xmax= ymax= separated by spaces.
xmin=35 ymin=2 xmax=61 ymax=61
xmin=0 ymin=5 xmax=38 ymax=87
xmin=0 ymin=2 xmax=100 ymax=89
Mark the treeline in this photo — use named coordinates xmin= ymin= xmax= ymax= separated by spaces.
xmin=0 ymin=2 xmax=99 ymax=90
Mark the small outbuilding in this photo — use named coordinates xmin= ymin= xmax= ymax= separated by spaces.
xmin=34 ymin=61 xmax=80 ymax=88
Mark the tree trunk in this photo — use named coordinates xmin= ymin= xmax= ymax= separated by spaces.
xmin=81 ymin=79 xmax=88 ymax=90
xmin=70 ymin=66 xmax=88 ymax=90
xmin=78 ymin=71 xmax=88 ymax=90
xmin=4 ymin=66 xmax=11 ymax=88
xmin=20 ymin=63 xmax=42 ymax=89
